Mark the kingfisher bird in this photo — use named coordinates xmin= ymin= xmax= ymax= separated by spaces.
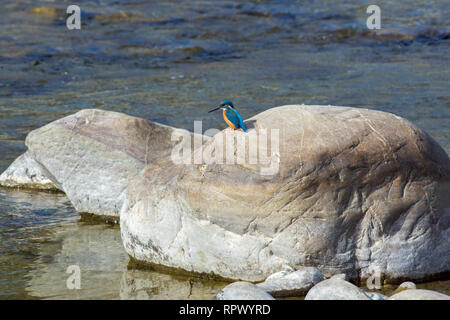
xmin=208 ymin=100 xmax=247 ymax=132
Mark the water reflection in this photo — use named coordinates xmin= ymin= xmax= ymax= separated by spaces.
xmin=0 ymin=188 xmax=77 ymax=299
xmin=24 ymin=219 xmax=226 ymax=300
xmin=120 ymin=270 xmax=227 ymax=300
xmin=25 ymin=223 xmax=128 ymax=300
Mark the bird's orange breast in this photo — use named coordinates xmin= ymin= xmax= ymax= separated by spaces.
xmin=223 ymin=109 xmax=237 ymax=129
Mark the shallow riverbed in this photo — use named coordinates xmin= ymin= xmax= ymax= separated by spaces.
xmin=0 ymin=0 xmax=448 ymax=299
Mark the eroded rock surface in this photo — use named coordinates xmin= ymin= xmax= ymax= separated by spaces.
xmin=121 ymin=105 xmax=450 ymax=281
xmin=23 ymin=109 xmax=207 ymax=217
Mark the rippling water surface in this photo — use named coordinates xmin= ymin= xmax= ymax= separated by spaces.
xmin=0 ymin=0 xmax=448 ymax=299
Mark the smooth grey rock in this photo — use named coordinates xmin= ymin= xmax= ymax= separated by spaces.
xmin=389 ymin=289 xmax=450 ymax=300
xmin=256 ymin=267 xmax=324 ymax=297
xmin=365 ymin=292 xmax=388 ymax=300
xmin=280 ymin=265 xmax=295 ymax=272
xmin=121 ymin=105 xmax=450 ymax=281
xmin=305 ymin=278 xmax=371 ymax=300
xmin=329 ymin=274 xmax=348 ymax=281
xmin=0 ymin=151 xmax=57 ymax=191
xmin=24 ymin=109 xmax=207 ymax=217
xmin=398 ymin=281 xmax=417 ymax=290
xmin=215 ymin=282 xmax=275 ymax=300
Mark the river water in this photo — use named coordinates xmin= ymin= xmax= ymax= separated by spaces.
xmin=0 ymin=0 xmax=449 ymax=299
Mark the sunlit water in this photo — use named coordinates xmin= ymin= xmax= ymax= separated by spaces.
xmin=0 ymin=0 xmax=448 ymax=299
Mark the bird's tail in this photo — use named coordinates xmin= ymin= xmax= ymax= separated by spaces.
xmin=232 ymin=109 xmax=248 ymax=133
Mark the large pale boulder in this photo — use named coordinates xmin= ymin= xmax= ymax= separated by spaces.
xmin=23 ymin=109 xmax=207 ymax=218
xmin=121 ymin=105 xmax=450 ymax=282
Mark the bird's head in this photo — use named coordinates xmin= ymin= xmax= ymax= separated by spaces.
xmin=209 ymin=100 xmax=234 ymax=113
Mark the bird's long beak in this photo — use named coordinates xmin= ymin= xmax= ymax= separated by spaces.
xmin=208 ymin=106 xmax=221 ymax=113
